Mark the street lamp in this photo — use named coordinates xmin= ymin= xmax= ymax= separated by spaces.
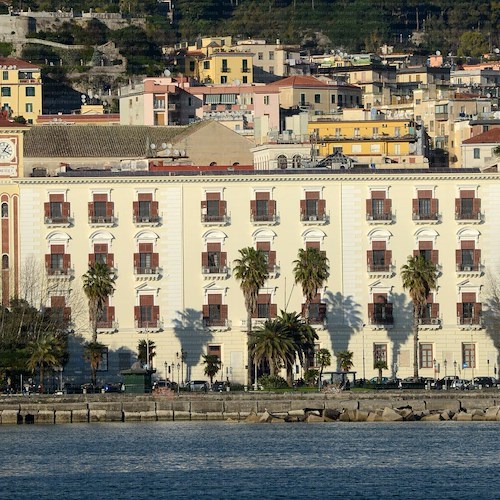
xmin=433 ymin=359 xmax=437 ymax=382
xmin=454 ymin=360 xmax=457 ymax=378
xmin=487 ymin=359 xmax=490 ymax=377
xmin=444 ymin=360 xmax=447 ymax=390
xmin=181 ymin=348 xmax=187 ymax=386
xmin=176 ymin=362 xmax=180 ymax=396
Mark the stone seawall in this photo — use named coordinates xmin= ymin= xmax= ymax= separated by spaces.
xmin=1 ymin=392 xmax=499 ymax=425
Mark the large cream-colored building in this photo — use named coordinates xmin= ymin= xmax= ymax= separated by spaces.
xmin=15 ymin=166 xmax=500 ymax=386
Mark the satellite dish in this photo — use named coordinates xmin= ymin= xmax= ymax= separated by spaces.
xmin=165 ymin=149 xmax=171 ymax=156
xmin=180 ymin=150 xmax=186 ymax=156
xmin=166 ymin=143 xmax=172 ymax=149
xmin=161 ymin=143 xmax=167 ymax=149
xmin=173 ymin=149 xmax=179 ymax=156
xmin=494 ymin=48 xmax=500 ymax=54
xmin=233 ymin=79 xmax=241 ymax=85
xmin=164 ymin=69 xmax=171 ymax=77
xmin=150 ymin=143 xmax=156 ymax=150
xmin=436 ymin=50 xmax=441 ymax=56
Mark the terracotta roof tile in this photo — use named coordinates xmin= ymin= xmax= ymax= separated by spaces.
xmin=463 ymin=128 xmax=500 ymax=144
xmin=0 ymin=57 xmax=40 ymax=69
xmin=24 ymin=124 xmax=204 ymax=158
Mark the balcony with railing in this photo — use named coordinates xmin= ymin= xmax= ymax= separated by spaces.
xmin=133 ymin=214 xmax=161 ymax=226
xmin=201 ymin=213 xmax=230 ymax=225
xmin=250 ymin=212 xmax=278 ymax=225
xmin=368 ymin=304 xmax=394 ymax=329
xmin=153 ymin=99 xmax=165 ymax=110
xmin=134 ymin=266 xmax=161 ymax=280
xmin=417 ymin=317 xmax=441 ymax=330
xmin=457 ymin=315 xmax=483 ymax=330
xmin=300 ymin=211 xmax=328 ymax=224
xmin=44 ymin=215 xmax=72 ymax=227
xmin=367 ymin=263 xmax=394 ymax=278
xmin=202 ymin=317 xmax=231 ymax=330
xmin=46 ymin=266 xmax=74 ymax=280
xmin=456 ymin=262 xmax=483 ymax=277
xmin=97 ymin=320 xmax=119 ymax=333
xmin=455 ymin=210 xmax=482 ymax=223
xmin=412 ymin=211 xmax=440 ymax=223
xmin=89 ymin=215 xmax=116 ymax=227
xmin=366 ymin=211 xmax=393 ymax=224
xmin=135 ymin=319 xmax=163 ymax=332
xmin=202 ymin=265 xmax=229 ymax=279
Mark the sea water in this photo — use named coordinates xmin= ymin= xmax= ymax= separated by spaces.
xmin=0 ymin=422 xmax=498 ymax=499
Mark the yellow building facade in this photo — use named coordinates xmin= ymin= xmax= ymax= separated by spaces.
xmin=0 ymin=58 xmax=42 ymax=124
xmin=15 ymin=167 xmax=500 ymax=386
xmin=183 ymin=37 xmax=253 ymax=85
xmin=309 ymin=117 xmax=418 ymax=163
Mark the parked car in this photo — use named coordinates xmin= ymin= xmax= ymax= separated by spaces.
xmin=211 ymin=381 xmax=229 ymax=392
xmin=434 ymin=376 xmax=459 ymax=390
xmin=81 ymin=383 xmax=101 ymax=393
xmin=62 ymin=382 xmax=83 ymax=394
xmin=450 ymin=379 xmax=471 ymax=390
xmin=472 ymin=377 xmax=497 ymax=388
xmin=103 ymin=382 xmax=122 ymax=393
xmin=369 ymin=376 xmax=389 ymax=384
xmin=153 ymin=380 xmax=178 ymax=391
xmin=187 ymin=380 xmax=208 ymax=392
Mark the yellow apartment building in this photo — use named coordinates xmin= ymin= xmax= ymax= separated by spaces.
xmin=0 ymin=57 xmax=42 ymax=124
xmin=308 ymin=116 xmax=420 ymax=165
xmin=183 ymin=37 xmax=253 ymax=85
xmin=15 ymin=166 xmax=500 ymax=387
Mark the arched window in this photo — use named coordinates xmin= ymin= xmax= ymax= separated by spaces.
xmin=2 ymin=254 xmax=8 ymax=269
xmin=277 ymin=155 xmax=287 ymax=170
xmin=292 ymin=155 xmax=302 ymax=168
xmin=1 ymin=203 xmax=7 ymax=218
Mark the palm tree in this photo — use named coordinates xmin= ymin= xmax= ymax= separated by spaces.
xmin=82 ymin=262 xmax=115 ymax=343
xmin=138 ymin=339 xmax=156 ymax=368
xmin=233 ymin=247 xmax=269 ymax=384
xmin=26 ymin=333 xmax=64 ymax=393
xmin=374 ymin=359 xmax=388 ymax=384
xmin=278 ymin=310 xmax=318 ymax=381
xmin=337 ymin=350 xmax=354 ymax=372
xmin=84 ymin=341 xmax=106 ymax=387
xmin=293 ymin=247 xmax=329 ymax=324
xmin=202 ymin=354 xmax=221 ymax=384
xmin=401 ymin=254 xmax=438 ymax=378
xmin=249 ymin=319 xmax=296 ymax=377
xmin=317 ymin=348 xmax=332 ymax=382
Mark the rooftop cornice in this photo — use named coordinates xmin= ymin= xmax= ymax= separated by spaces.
xmin=14 ymin=170 xmax=500 ymax=185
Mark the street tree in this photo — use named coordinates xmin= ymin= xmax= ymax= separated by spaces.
xmin=26 ymin=332 xmax=65 ymax=393
xmin=84 ymin=341 xmax=106 ymax=387
xmin=137 ymin=339 xmax=156 ymax=368
xmin=317 ymin=348 xmax=332 ymax=381
xmin=401 ymin=255 xmax=438 ymax=378
xmin=336 ymin=350 xmax=354 ymax=372
xmin=249 ymin=319 xmax=295 ymax=377
xmin=233 ymin=247 xmax=269 ymax=384
xmin=82 ymin=262 xmax=115 ymax=343
xmin=293 ymin=247 xmax=329 ymax=324
xmin=202 ymin=354 xmax=221 ymax=383
xmin=374 ymin=359 xmax=388 ymax=384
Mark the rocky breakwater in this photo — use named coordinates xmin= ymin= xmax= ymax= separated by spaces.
xmin=0 ymin=392 xmax=499 ymax=424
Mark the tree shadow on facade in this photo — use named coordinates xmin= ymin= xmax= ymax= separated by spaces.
xmin=386 ymin=292 xmax=413 ymax=378
xmin=480 ymin=275 xmax=500 ymax=371
xmin=57 ymin=332 xmax=137 ymax=387
xmin=324 ymin=291 xmax=364 ymax=371
xmin=172 ymin=308 xmax=213 ymax=383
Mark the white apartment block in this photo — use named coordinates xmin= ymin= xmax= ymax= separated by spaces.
xmin=17 ymin=168 xmax=500 ymax=386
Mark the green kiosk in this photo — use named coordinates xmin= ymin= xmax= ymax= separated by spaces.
xmin=121 ymin=363 xmax=155 ymax=393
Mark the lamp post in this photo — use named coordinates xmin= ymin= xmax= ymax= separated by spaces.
xmin=487 ymin=359 xmax=490 ymax=377
xmin=176 ymin=362 xmax=180 ymax=396
xmin=362 ymin=323 xmax=366 ymax=383
xmin=454 ymin=360 xmax=457 ymax=378
xmin=444 ymin=359 xmax=447 ymax=390
xmin=433 ymin=358 xmax=437 ymax=382
xmin=164 ymin=361 xmax=168 ymax=381
xmin=181 ymin=348 xmax=187 ymax=386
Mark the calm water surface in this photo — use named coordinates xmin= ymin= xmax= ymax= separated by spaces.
xmin=0 ymin=422 xmax=498 ymax=499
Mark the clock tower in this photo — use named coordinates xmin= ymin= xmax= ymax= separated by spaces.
xmin=0 ymin=113 xmax=26 ymax=304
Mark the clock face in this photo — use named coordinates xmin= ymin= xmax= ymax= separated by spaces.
xmin=0 ymin=140 xmax=15 ymax=162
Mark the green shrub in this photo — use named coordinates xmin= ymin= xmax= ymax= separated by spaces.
xmin=258 ymin=375 xmax=288 ymax=390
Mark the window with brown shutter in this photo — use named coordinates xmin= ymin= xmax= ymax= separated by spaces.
xmin=456 ymin=191 xmax=481 ymax=220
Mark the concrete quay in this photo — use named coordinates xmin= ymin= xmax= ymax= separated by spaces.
xmin=1 ymin=391 xmax=499 ymax=425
